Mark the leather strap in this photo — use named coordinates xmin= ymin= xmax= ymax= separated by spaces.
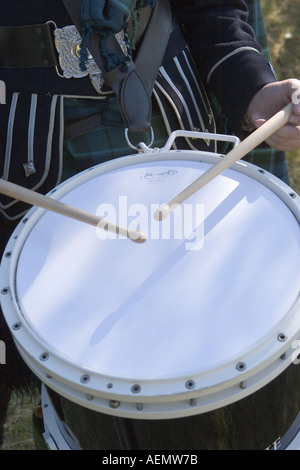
xmin=0 ymin=23 xmax=58 ymax=68
xmin=61 ymin=0 xmax=172 ymax=135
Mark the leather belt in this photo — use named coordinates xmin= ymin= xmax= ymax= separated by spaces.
xmin=0 ymin=23 xmax=59 ymax=68
xmin=0 ymin=7 xmax=152 ymax=70
xmin=0 ymin=3 xmax=172 ymax=122
xmin=0 ymin=19 xmax=149 ymax=96
xmin=0 ymin=22 xmax=107 ymax=94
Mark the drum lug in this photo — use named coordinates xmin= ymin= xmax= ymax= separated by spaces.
xmin=240 ymin=381 xmax=247 ymax=390
xmin=109 ymin=400 xmax=121 ymax=409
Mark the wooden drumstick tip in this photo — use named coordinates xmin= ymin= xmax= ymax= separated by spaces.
xmin=126 ymin=230 xmax=147 ymax=244
xmin=128 ymin=230 xmax=147 ymax=244
xmin=154 ymin=204 xmax=170 ymax=221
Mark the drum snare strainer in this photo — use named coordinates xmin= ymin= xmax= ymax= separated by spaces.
xmin=1 ymin=131 xmax=300 ymax=420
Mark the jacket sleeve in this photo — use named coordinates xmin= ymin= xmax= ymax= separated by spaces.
xmin=170 ymin=0 xmax=277 ymax=136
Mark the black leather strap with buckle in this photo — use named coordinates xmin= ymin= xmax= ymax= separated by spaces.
xmin=0 ymin=23 xmax=58 ymax=68
xmin=61 ymin=0 xmax=172 ymax=136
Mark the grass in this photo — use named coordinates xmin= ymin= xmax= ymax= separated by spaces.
xmin=2 ymin=395 xmax=37 ymax=450
xmin=2 ymin=0 xmax=300 ymax=451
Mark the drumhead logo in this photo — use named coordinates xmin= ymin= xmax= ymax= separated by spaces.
xmin=96 ymin=196 xmax=205 ymax=251
xmin=140 ymin=169 xmax=178 ymax=181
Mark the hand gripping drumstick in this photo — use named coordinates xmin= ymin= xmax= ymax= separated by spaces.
xmin=154 ymin=102 xmax=293 ymax=221
xmin=0 ymin=179 xmax=147 ymax=243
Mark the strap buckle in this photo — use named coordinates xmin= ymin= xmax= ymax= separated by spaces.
xmin=48 ymin=21 xmax=107 ymax=94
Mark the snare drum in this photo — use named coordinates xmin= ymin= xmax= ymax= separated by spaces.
xmin=1 ymin=134 xmax=300 ymax=450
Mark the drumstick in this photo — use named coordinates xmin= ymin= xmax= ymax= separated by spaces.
xmin=154 ymin=102 xmax=293 ymax=221
xmin=0 ymin=179 xmax=147 ymax=243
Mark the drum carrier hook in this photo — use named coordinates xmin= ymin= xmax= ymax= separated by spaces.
xmin=125 ymin=127 xmax=155 ymax=152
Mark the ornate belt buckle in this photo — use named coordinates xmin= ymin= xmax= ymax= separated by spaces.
xmin=51 ymin=23 xmax=105 ymax=94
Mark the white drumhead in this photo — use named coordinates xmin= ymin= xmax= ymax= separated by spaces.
xmin=1 ymin=151 xmax=300 ymax=418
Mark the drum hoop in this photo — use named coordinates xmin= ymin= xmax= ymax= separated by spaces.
xmin=1 ymin=149 xmax=300 ymax=419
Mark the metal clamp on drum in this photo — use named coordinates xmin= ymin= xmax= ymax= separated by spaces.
xmin=1 ymin=132 xmax=300 ymax=450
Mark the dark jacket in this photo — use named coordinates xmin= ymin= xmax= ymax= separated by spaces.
xmin=171 ymin=0 xmax=276 ymax=133
xmin=0 ymin=0 xmax=276 ymax=135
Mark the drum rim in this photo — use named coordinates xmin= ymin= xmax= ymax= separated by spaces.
xmin=1 ymin=149 xmax=300 ymax=419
